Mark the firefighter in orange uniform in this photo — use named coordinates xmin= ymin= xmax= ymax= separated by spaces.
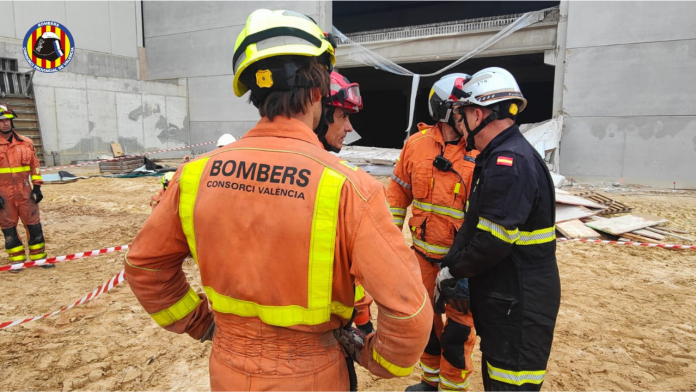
xmin=125 ymin=9 xmax=432 ymax=391
xmin=388 ymin=75 xmax=479 ymax=391
xmin=0 ymin=104 xmax=50 ymax=271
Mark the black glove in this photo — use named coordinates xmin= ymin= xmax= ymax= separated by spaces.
xmin=334 ymin=326 xmax=366 ymax=363
xmin=0 ymin=195 xmax=4 ymax=209
xmin=434 ymin=267 xmax=471 ymax=315
xmin=200 ymin=320 xmax=215 ymax=342
xmin=31 ymin=186 xmax=43 ymax=204
xmin=356 ymin=320 xmax=374 ymax=335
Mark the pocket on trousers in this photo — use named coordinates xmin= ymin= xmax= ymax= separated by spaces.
xmin=477 ymin=292 xmax=521 ymax=367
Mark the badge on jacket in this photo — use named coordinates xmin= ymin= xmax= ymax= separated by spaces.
xmin=464 ymin=155 xmax=476 ymax=163
xmin=497 ymin=156 xmax=513 ymax=166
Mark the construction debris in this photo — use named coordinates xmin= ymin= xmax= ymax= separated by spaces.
xmin=585 ymin=214 xmax=669 ymax=236
xmin=556 ymin=219 xmax=600 ymax=239
xmin=571 ymin=191 xmax=633 ymax=215
xmin=556 ymin=204 xmax=599 ymax=223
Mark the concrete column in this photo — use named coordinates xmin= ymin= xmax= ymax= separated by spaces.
xmin=317 ymin=1 xmax=332 ymax=32
xmin=551 ymin=1 xmax=569 ymax=117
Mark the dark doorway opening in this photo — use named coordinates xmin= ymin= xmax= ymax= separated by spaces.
xmin=338 ymin=53 xmax=554 ymax=149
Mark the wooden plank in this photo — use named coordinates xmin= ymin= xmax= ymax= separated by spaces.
xmin=655 ymin=226 xmax=690 ymax=234
xmin=622 ymin=232 xmax=659 ymax=243
xmin=555 ymin=204 xmax=598 ymax=223
xmin=111 ymin=143 xmax=124 ymax=157
xmin=644 ymin=227 xmax=695 ymax=242
xmin=632 ymin=229 xmax=666 ymax=241
xmin=556 ymin=219 xmax=601 ymax=239
xmin=585 ymin=214 xmax=669 ymax=235
xmin=555 ymin=191 xmax=607 ymax=209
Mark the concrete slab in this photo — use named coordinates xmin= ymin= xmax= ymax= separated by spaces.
xmin=115 ymin=92 xmax=144 ymax=153
xmin=567 ymin=2 xmax=696 ymax=49
xmin=33 ymin=86 xmax=58 ymax=154
xmin=560 ymin=116 xmax=696 ymax=188
xmin=145 ymin=25 xmax=241 ymax=79
xmin=0 ymin=2 xmax=16 ymax=39
xmin=70 ymin=50 xmax=139 ymax=79
xmin=65 ymin=2 xmax=111 ymax=53
xmin=86 ymin=90 xmax=119 ymax=153
xmin=33 ymin=70 xmax=87 ymax=90
xmin=86 ymin=76 xmax=142 ymax=94
xmin=142 ymin=79 xmax=181 ymax=97
xmin=143 ymin=1 xmax=318 ymax=38
xmin=13 ymin=2 xmax=67 ymax=41
xmin=188 ymin=75 xmax=260 ymax=122
xmin=55 ymin=88 xmax=89 ymax=153
xmin=164 ymin=96 xmax=189 ymax=147
xmin=109 ymin=1 xmax=138 ymax=58
xmin=142 ymin=94 xmax=168 ymax=151
xmin=564 ymin=39 xmax=696 ymax=117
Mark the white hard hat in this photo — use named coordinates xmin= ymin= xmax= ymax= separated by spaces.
xmin=453 ymin=67 xmax=527 ymax=113
xmin=428 ymin=73 xmax=472 ymax=123
xmin=217 ymin=133 xmax=237 ymax=147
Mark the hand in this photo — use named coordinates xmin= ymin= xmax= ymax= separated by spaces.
xmin=434 ymin=267 xmax=470 ymax=315
xmin=0 ymin=195 xmax=4 ymax=209
xmin=334 ymin=326 xmax=366 ymax=363
xmin=31 ymin=186 xmax=43 ymax=204
xmin=200 ymin=320 xmax=215 ymax=342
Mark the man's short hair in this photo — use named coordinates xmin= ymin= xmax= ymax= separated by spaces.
xmin=257 ymin=57 xmax=330 ymax=121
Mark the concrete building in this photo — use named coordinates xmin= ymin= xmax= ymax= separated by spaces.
xmin=0 ymin=1 xmax=693 ymax=188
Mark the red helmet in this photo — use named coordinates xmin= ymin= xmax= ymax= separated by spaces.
xmin=328 ymin=71 xmax=362 ymax=113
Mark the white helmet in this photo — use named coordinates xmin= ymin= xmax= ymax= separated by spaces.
xmin=217 ymin=133 xmax=237 ymax=147
xmin=428 ymin=73 xmax=472 ymax=124
xmin=453 ymin=67 xmax=526 ymax=112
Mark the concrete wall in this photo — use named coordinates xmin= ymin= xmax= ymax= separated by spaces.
xmin=0 ymin=1 xmax=192 ymax=165
xmin=143 ymin=1 xmax=329 ymax=152
xmin=560 ymin=1 xmax=696 ymax=188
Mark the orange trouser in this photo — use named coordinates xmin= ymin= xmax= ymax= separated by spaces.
xmin=417 ymin=251 xmax=476 ymax=391
xmin=208 ymin=316 xmax=349 ymax=391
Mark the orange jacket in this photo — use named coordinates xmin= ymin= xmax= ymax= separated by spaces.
xmin=125 ymin=117 xmax=432 ymax=389
xmin=387 ymin=123 xmax=478 ymax=260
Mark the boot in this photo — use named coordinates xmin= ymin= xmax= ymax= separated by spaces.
xmin=405 ymin=381 xmax=438 ymax=391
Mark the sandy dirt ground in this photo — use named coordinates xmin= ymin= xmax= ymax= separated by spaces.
xmin=1 ymin=168 xmax=695 ymax=391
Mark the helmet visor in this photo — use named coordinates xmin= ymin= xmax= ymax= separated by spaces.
xmin=341 ymin=83 xmax=362 ymax=112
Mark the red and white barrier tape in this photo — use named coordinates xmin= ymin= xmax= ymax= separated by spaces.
xmin=557 ymin=237 xmax=696 ymax=250
xmin=0 ymin=270 xmax=125 ymax=330
xmin=43 ymin=141 xmax=216 ymax=172
xmin=0 ymin=245 xmax=130 ymax=272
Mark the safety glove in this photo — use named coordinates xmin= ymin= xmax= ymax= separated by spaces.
xmin=0 ymin=195 xmax=4 ymax=209
xmin=333 ymin=326 xmax=366 ymax=363
xmin=434 ymin=267 xmax=471 ymax=315
xmin=31 ymin=186 xmax=43 ymax=204
xmin=200 ymin=320 xmax=215 ymax=342
xmin=356 ymin=320 xmax=375 ymax=335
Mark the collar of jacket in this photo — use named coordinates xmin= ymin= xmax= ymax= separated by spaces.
xmin=476 ymin=124 xmax=519 ymax=164
xmin=416 ymin=122 xmax=466 ymax=148
xmin=244 ymin=116 xmax=325 ymax=149
xmin=0 ymin=131 xmax=25 ymax=145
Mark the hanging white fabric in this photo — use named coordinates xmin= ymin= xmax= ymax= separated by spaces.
xmin=332 ymin=8 xmax=551 ymax=141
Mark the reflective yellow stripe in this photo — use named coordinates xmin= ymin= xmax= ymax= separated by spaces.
xmin=28 ymin=242 xmax=45 ymax=250
xmin=9 ymin=254 xmax=26 ymax=262
xmin=205 ymin=286 xmax=354 ymax=326
xmin=420 ymin=361 xmax=440 ymax=374
xmin=354 ymin=284 xmax=365 ymax=302
xmin=391 ymin=173 xmax=412 ymax=189
xmin=390 ymin=207 xmax=406 ymax=217
xmin=393 ymin=217 xmax=404 ymax=226
xmin=423 ymin=373 xmax=440 ymax=383
xmin=413 ymin=238 xmax=450 ymax=255
xmin=477 ymin=217 xmax=519 ymax=244
xmin=465 ymin=200 xmax=469 ymax=213
xmin=0 ymin=166 xmax=30 ymax=174
xmin=373 ymin=348 xmax=415 ymax=377
xmin=150 ymin=287 xmax=202 ymax=327
xmin=439 ymin=375 xmax=470 ymax=390
xmin=413 ymin=200 xmax=465 ymax=220
xmin=517 ymin=226 xmax=556 ymax=245
xmin=487 ymin=362 xmax=545 ymax=386
xmin=201 ymin=167 xmax=353 ymax=327
xmin=31 ymin=175 xmax=43 ymax=181
xmin=29 ymin=252 xmax=47 ymax=260
xmin=6 ymin=244 xmax=24 ymax=254
xmin=178 ymin=157 xmax=210 ymax=264
xmin=454 ymin=183 xmax=461 ymax=194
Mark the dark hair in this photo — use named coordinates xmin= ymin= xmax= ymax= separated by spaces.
xmin=258 ymin=57 xmax=330 ymax=121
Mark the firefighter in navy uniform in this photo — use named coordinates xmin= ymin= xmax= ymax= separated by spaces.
xmin=434 ymin=68 xmax=560 ymax=391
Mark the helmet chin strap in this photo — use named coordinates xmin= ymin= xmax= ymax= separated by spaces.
xmin=460 ymin=107 xmax=499 ymax=152
xmin=315 ymin=98 xmax=341 ymax=153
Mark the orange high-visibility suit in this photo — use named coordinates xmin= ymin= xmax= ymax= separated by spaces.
xmin=0 ymin=132 xmax=45 ymax=263
xmin=125 ymin=117 xmax=432 ymax=390
xmin=387 ymin=122 xmax=478 ymax=391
